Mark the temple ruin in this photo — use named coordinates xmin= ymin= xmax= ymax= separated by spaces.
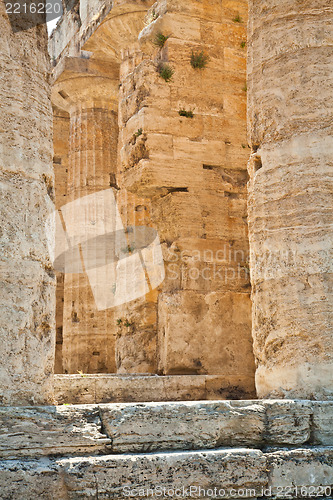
xmin=0 ymin=0 xmax=332 ymax=497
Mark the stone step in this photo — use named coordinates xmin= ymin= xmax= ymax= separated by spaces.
xmin=0 ymin=400 xmax=332 ymax=459
xmin=0 ymin=447 xmax=332 ymax=499
xmin=54 ymin=373 xmax=256 ymax=404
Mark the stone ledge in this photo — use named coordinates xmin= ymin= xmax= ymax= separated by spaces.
xmin=54 ymin=374 xmax=256 ymax=404
xmin=0 ymin=447 xmax=332 ymax=499
xmin=0 ymin=405 xmax=111 ymax=459
xmin=0 ymin=400 xmax=332 ymax=459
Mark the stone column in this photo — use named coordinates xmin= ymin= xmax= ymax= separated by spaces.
xmin=0 ymin=5 xmax=55 ymax=403
xmin=83 ymin=2 xmax=159 ymax=375
xmin=52 ymin=57 xmax=120 ymax=373
xmin=248 ymin=0 xmax=333 ymax=398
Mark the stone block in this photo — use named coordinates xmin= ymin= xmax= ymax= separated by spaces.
xmin=264 ymin=400 xmax=312 ymax=445
xmin=100 ymin=400 xmax=265 ymax=453
xmin=157 ymin=291 xmax=255 ymax=382
xmin=0 ymin=405 xmax=111 ymax=458
xmin=267 ymin=447 xmax=333 ymax=498
xmin=312 ymin=401 xmax=333 ymax=446
xmin=59 ymin=449 xmax=267 ymax=499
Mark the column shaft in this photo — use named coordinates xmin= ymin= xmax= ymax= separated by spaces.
xmin=0 ymin=5 xmax=55 ymax=404
xmin=248 ymin=0 xmax=333 ymax=398
xmin=62 ymin=104 xmax=119 ymax=373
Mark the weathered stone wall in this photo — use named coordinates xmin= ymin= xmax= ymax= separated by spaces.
xmin=116 ymin=0 xmax=254 ymax=393
xmin=0 ymin=1 xmax=55 ymax=403
xmin=247 ymin=0 xmax=333 ymax=399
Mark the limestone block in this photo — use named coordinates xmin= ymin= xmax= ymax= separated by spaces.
xmin=158 ymin=291 xmax=255 ymax=382
xmin=54 ymin=374 xmax=210 ymax=404
xmin=151 ymin=191 xmax=248 ymax=242
xmin=100 ymin=401 xmax=265 ymax=453
xmin=54 ymin=374 xmax=259 ymax=404
xmin=0 ymin=406 xmax=111 ymax=459
xmin=264 ymin=401 xmax=312 ymax=445
xmin=312 ymin=402 xmax=333 ymax=446
xmin=162 ymin=238 xmax=250 ymax=294
xmin=115 ymin=324 xmax=158 ymax=374
xmin=122 ymin=159 xmax=203 ymax=197
xmin=267 ymin=447 xmax=333 ymax=497
xmin=59 ymin=449 xmax=267 ymax=499
xmin=0 ymin=458 xmax=65 ymax=500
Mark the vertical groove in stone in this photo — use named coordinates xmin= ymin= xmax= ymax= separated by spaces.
xmin=53 ymin=107 xmax=70 ymax=374
xmin=248 ymin=0 xmax=333 ymax=399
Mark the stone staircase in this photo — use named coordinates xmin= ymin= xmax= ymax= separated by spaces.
xmin=0 ymin=400 xmax=332 ymax=499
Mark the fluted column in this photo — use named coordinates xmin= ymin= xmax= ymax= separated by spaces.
xmin=248 ymin=0 xmax=333 ymax=398
xmin=83 ymin=2 xmax=159 ymax=374
xmin=52 ymin=57 xmax=120 ymax=373
xmin=0 ymin=3 xmax=55 ymax=404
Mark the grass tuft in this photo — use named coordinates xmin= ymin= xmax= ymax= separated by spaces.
xmin=178 ymin=109 xmax=194 ymax=118
xmin=158 ymin=63 xmax=174 ymax=82
xmin=190 ymin=50 xmax=209 ymax=69
xmin=134 ymin=128 xmax=143 ymax=137
xmin=232 ymin=14 xmax=242 ymax=23
xmin=153 ymin=31 xmax=170 ymax=48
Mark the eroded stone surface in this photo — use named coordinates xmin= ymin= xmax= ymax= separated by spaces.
xmin=0 ymin=449 xmax=267 ymax=499
xmin=1 ymin=446 xmax=332 ymax=499
xmin=100 ymin=400 xmax=265 ymax=452
xmin=267 ymin=447 xmax=333 ymax=497
xmin=247 ymin=0 xmax=333 ymax=399
xmin=0 ymin=405 xmax=111 ymax=458
xmin=0 ymin=1 xmax=55 ymax=404
xmin=54 ymin=374 xmax=244 ymax=404
xmin=264 ymin=400 xmax=312 ymax=445
xmin=1 ymin=401 xmax=332 ymax=459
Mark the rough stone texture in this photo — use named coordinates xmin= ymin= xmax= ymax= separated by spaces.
xmin=0 ymin=405 xmax=111 ymax=458
xmin=157 ymin=291 xmax=254 ymax=385
xmin=99 ymin=399 xmax=333 ymax=452
xmin=0 ymin=447 xmax=332 ymax=499
xmin=54 ymin=374 xmax=254 ymax=404
xmin=267 ymin=448 xmax=333 ymax=498
xmin=59 ymin=449 xmax=267 ymax=499
xmin=247 ymin=0 xmax=333 ymax=399
xmin=1 ymin=400 xmax=329 ymax=457
xmin=0 ymin=401 xmax=332 ymax=497
xmin=52 ymin=58 xmax=121 ymax=374
xmin=0 ymin=449 xmax=268 ymax=499
xmin=312 ymin=401 xmax=333 ymax=446
xmin=53 ymin=107 xmax=70 ymax=374
xmin=264 ymin=400 xmax=312 ymax=445
xmin=0 ymin=1 xmax=55 ymax=404
xmin=100 ymin=400 xmax=266 ymax=452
